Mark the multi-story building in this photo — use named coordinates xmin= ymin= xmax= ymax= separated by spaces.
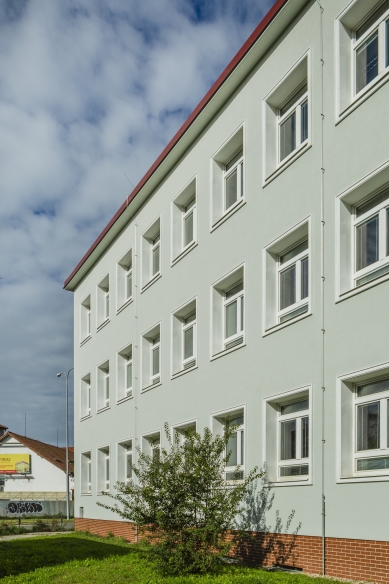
xmin=64 ymin=0 xmax=389 ymax=581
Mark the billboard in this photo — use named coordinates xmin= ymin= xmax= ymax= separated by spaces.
xmin=0 ymin=454 xmax=31 ymax=474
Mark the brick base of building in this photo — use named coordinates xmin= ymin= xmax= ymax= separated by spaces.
xmin=75 ymin=518 xmax=389 ymax=583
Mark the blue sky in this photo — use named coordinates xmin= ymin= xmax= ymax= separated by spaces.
xmin=0 ymin=0 xmax=273 ymax=445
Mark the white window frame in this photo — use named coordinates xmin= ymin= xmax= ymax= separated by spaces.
xmin=263 ymin=51 xmax=310 ymax=184
xmin=276 ymin=238 xmax=309 ymax=324
xmin=211 ymin=125 xmax=245 ymax=230
xmin=211 ymin=264 xmax=245 ymax=359
xmin=96 ymin=274 xmax=110 ymax=329
xmin=171 ymin=177 xmax=197 ymax=265
xmin=80 ymin=451 xmax=92 ymax=495
xmin=97 ymin=360 xmax=110 ymax=411
xmin=211 ymin=406 xmax=245 ymax=483
xmin=117 ymin=343 xmax=133 ymax=402
xmin=141 ymin=217 xmax=161 ymax=291
xmin=263 ymin=218 xmax=311 ymax=334
xmin=80 ymin=295 xmax=91 ymax=343
xmin=117 ymin=248 xmax=133 ymax=312
xmin=277 ymin=398 xmax=309 ymax=482
xmin=263 ymin=386 xmax=312 ymax=486
xmin=151 ymin=233 xmax=160 ymax=278
xmin=172 ymin=298 xmax=197 ymax=377
xmin=335 ymin=163 xmax=389 ymax=301
xmin=182 ymin=311 xmax=196 ymax=369
xmin=141 ymin=322 xmax=162 ymax=391
xmin=182 ymin=198 xmax=196 ymax=250
xmin=142 ymin=431 xmax=161 ymax=459
xmin=97 ymin=446 xmax=110 ymax=494
xmin=151 ymin=333 xmax=161 ymax=385
xmin=117 ymin=439 xmax=133 ymax=486
xmin=337 ymin=363 xmax=389 ymax=483
xmin=172 ymin=420 xmax=197 ymax=446
xmin=336 ymin=0 xmax=389 ymax=121
xmin=80 ymin=373 xmax=91 ymax=419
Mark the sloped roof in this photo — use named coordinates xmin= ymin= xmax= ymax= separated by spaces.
xmin=0 ymin=432 xmax=74 ymax=475
xmin=0 ymin=424 xmax=8 ymax=429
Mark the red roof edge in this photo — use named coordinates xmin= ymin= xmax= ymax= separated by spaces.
xmin=64 ymin=0 xmax=289 ymax=289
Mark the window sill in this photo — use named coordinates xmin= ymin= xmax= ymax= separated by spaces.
xmin=263 ymin=310 xmax=311 ymax=337
xmin=336 ymin=69 xmax=389 ymax=125
xmin=80 ymin=492 xmax=92 ymax=496
xmin=267 ymin=478 xmax=312 ymax=487
xmin=172 ymin=364 xmax=198 ymax=379
xmin=337 ymin=474 xmax=389 ymax=484
xmin=96 ymin=491 xmax=110 ymax=496
xmin=172 ymin=241 xmax=198 ymax=267
xmin=96 ymin=318 xmax=110 ymax=332
xmin=116 ymin=297 xmax=133 ymax=315
xmin=117 ymin=395 xmax=133 ymax=404
xmin=211 ymin=199 xmax=246 ymax=232
xmin=141 ymin=272 xmax=161 ymax=293
xmin=336 ymin=269 xmax=389 ymax=303
xmin=263 ymin=142 xmax=311 ymax=187
xmin=141 ymin=381 xmax=162 ymax=393
xmin=80 ymin=414 xmax=92 ymax=422
xmin=80 ymin=335 xmax=91 ymax=347
xmin=96 ymin=406 xmax=110 ymax=414
xmin=210 ymin=341 xmax=246 ymax=362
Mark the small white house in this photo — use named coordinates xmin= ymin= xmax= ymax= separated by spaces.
xmin=0 ymin=426 xmax=74 ymax=501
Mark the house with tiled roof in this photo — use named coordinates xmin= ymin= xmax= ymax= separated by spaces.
xmin=0 ymin=427 xmax=74 ymax=502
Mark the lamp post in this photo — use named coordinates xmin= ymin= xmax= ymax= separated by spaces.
xmin=57 ymin=368 xmax=73 ymax=520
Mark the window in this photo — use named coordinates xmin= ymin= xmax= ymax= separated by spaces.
xmin=97 ymin=360 xmax=110 ymax=410
xmin=212 ymin=408 xmax=245 ymax=481
xmin=142 ymin=432 xmax=161 ymax=460
xmin=80 ymin=373 xmax=91 ymax=418
xmin=117 ymin=440 xmax=132 ymax=485
xmin=141 ymin=217 xmax=161 ymax=290
xmin=211 ymin=265 xmax=245 ymax=357
xmin=172 ymin=299 xmax=197 ymax=376
xmin=97 ymin=446 xmax=110 ymax=493
xmin=117 ymin=248 xmax=133 ymax=310
xmin=336 ymin=166 xmax=389 ymax=298
xmin=172 ymin=178 xmax=197 ymax=263
xmin=97 ymin=275 xmax=110 ymax=328
xmin=141 ymin=323 xmax=161 ymax=389
xmin=80 ymin=295 xmax=91 ymax=342
xmin=211 ymin=126 xmax=244 ymax=227
xmin=80 ymin=451 xmax=91 ymax=494
xmin=173 ymin=421 xmax=197 ymax=446
xmin=336 ymin=0 xmax=389 ymax=116
xmin=264 ymin=219 xmax=310 ymax=332
xmin=117 ymin=343 xmax=133 ymax=401
xmin=264 ymin=387 xmax=311 ymax=484
xmin=264 ymin=53 xmax=309 ymax=180
xmin=337 ymin=365 xmax=389 ymax=481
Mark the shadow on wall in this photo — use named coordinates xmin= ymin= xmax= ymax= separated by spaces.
xmin=235 ymin=471 xmax=302 ymax=568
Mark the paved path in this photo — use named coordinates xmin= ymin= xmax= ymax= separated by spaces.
xmin=0 ymin=531 xmax=74 ymax=542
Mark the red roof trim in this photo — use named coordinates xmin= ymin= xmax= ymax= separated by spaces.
xmin=64 ymin=0 xmax=289 ymax=289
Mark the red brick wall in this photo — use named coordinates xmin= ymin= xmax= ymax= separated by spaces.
xmin=75 ymin=518 xmax=389 ymax=583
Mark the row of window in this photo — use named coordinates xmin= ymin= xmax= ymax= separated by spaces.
xmin=80 ymin=372 xmax=389 ymax=494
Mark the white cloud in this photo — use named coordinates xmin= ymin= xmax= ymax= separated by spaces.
xmin=0 ymin=0 xmax=273 ymax=443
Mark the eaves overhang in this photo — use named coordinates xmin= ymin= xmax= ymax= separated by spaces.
xmin=64 ymin=0 xmax=309 ymax=291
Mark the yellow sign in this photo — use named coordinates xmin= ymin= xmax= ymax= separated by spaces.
xmin=0 ymin=454 xmax=31 ymax=474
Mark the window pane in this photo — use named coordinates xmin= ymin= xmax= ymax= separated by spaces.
xmin=280 ymin=239 xmax=308 ymax=264
xmin=281 ymin=399 xmax=309 ymax=415
xmin=225 ymin=300 xmax=238 ymax=338
xmin=226 ymin=432 xmax=238 ymax=466
xmin=301 ymin=417 xmax=309 ymax=458
xmin=152 ymin=245 xmax=160 ymax=275
xmin=127 ymin=271 xmax=132 ymax=298
xmin=225 ymin=168 xmax=238 ymax=209
xmin=280 ymin=265 xmax=296 ymax=310
xmin=301 ymin=100 xmax=308 ymax=142
xmin=105 ymin=293 xmax=109 ymax=318
xmin=356 ymin=31 xmax=379 ymax=93
xmin=184 ymin=210 xmax=194 ymax=247
xmin=152 ymin=346 xmax=160 ymax=376
xmin=126 ymin=362 xmax=132 ymax=389
xmin=105 ymin=375 xmax=110 ymax=399
xmin=357 ymin=456 xmax=389 ymax=471
xmin=301 ymin=257 xmax=309 ymax=299
xmin=240 ymin=296 xmax=244 ymax=332
xmin=281 ymin=420 xmax=296 ymax=460
xmin=184 ymin=326 xmax=194 ymax=360
xmin=280 ymin=112 xmax=296 ymax=161
xmin=357 ymin=378 xmax=389 ymax=397
xmin=356 ymin=215 xmax=379 ymax=270
xmin=357 ymin=402 xmax=380 ymax=451
xmin=127 ymin=454 xmax=132 ymax=479
xmin=241 ymin=429 xmax=244 ymax=464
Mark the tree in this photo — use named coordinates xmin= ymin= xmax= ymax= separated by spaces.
xmin=98 ymin=422 xmax=262 ymax=575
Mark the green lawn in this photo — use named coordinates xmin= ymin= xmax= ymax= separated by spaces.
xmin=0 ymin=533 xmax=337 ymax=584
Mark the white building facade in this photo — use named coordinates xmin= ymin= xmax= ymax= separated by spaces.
xmin=65 ymin=0 xmax=389 ymax=580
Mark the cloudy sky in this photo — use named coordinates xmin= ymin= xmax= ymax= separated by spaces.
xmin=0 ymin=0 xmax=273 ymax=445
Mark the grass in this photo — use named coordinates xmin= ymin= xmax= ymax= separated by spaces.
xmin=0 ymin=533 xmax=340 ymax=584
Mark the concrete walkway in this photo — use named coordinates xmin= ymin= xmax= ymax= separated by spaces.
xmin=0 ymin=531 xmax=74 ymax=542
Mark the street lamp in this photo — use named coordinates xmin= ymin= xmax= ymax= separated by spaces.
xmin=57 ymin=368 xmax=73 ymax=520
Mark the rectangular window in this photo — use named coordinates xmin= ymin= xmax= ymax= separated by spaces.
xmin=81 ymin=452 xmax=91 ymax=494
xmin=141 ymin=217 xmax=161 ymax=289
xmin=224 ymin=281 xmax=244 ymax=349
xmin=225 ymin=414 xmax=244 ymax=481
xmin=183 ymin=198 xmax=195 ymax=248
xmin=172 ymin=299 xmax=197 ymax=375
xmin=117 ymin=249 xmax=133 ymax=309
xmin=152 ymin=334 xmax=160 ymax=384
xmin=172 ymin=179 xmax=197 ymax=262
xmin=212 ymin=265 xmax=245 ymax=356
xmin=278 ymin=398 xmax=309 ymax=479
xmin=81 ymin=374 xmax=91 ymax=418
xmin=117 ymin=440 xmax=132 ymax=485
xmin=152 ymin=233 xmax=160 ymax=277
xmin=97 ymin=361 xmax=110 ymax=411
xmin=81 ymin=295 xmax=91 ymax=341
xmin=224 ymin=148 xmax=244 ymax=211
xmin=278 ymin=239 xmax=309 ymax=323
xmin=354 ymin=186 xmax=389 ymax=286
xmin=117 ymin=344 xmax=133 ymax=401
xmin=97 ymin=447 xmax=110 ymax=493
xmin=183 ymin=311 xmax=196 ymax=368
xmin=354 ymin=377 xmax=389 ymax=473
xmin=143 ymin=432 xmax=161 ymax=459
xmin=141 ymin=323 xmax=161 ymax=389
xmin=279 ymin=83 xmax=308 ymax=163
xmin=97 ymin=275 xmax=110 ymax=328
